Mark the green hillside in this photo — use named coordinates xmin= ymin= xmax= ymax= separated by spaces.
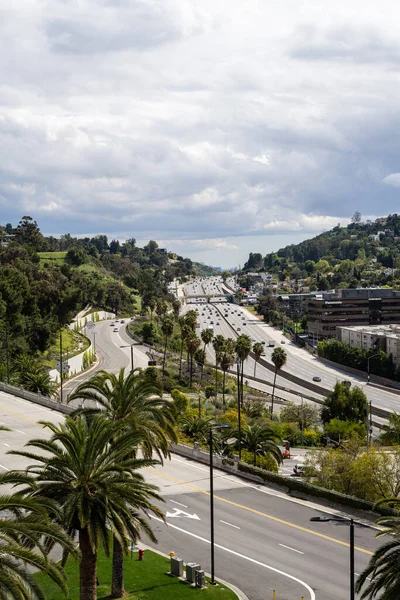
xmin=242 ymin=214 xmax=400 ymax=292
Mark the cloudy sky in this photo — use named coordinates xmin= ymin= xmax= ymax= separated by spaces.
xmin=1 ymin=0 xmax=400 ymax=267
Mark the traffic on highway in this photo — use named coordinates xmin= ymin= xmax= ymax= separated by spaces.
xmin=180 ymin=276 xmax=400 ymax=419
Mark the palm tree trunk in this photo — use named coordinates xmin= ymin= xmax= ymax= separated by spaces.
xmin=111 ymin=536 xmax=124 ymax=598
xmin=200 ymin=365 xmax=204 ymax=381
xmin=222 ymin=370 xmax=226 ymax=407
xmin=215 ymin=361 xmax=218 ymax=403
xmin=162 ymin=335 xmax=168 ymax=375
xmin=240 ymin=361 xmax=244 ymax=407
xmin=254 ymin=360 xmax=257 ymax=378
xmin=179 ymin=340 xmax=184 ymax=378
xmin=253 ymin=451 xmax=257 ymax=466
xmin=79 ymin=527 xmax=97 ymax=600
xmin=271 ymin=368 xmax=277 ymax=417
xmin=190 ymin=354 xmax=193 ymax=386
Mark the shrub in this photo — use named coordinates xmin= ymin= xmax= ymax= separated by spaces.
xmin=240 ymin=449 xmax=278 ymax=473
xmin=205 ymin=385 xmax=216 ymax=399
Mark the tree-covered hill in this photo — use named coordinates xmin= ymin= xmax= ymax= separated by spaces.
xmin=0 ymin=216 xmax=196 ymax=360
xmin=241 ymin=213 xmax=400 ymax=291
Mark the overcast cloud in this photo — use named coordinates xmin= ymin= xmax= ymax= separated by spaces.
xmin=1 ymin=0 xmax=400 ymax=266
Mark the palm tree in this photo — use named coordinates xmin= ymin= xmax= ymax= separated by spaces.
xmin=182 ymin=414 xmax=213 ymax=443
xmin=201 ymin=328 xmax=214 ymax=354
xmin=161 ymin=317 xmax=174 ymax=376
xmin=12 ymin=354 xmax=57 ymax=397
xmin=68 ymin=368 xmax=177 ymax=597
xmin=271 ymin=347 xmax=287 ymax=417
xmin=11 ymin=415 xmax=164 ymax=600
xmin=234 ymin=424 xmax=283 ymax=466
xmin=252 ymin=342 xmax=264 ymax=378
xmin=380 ymin=412 xmax=400 ymax=445
xmin=186 ymin=334 xmax=201 ymax=386
xmin=212 ymin=334 xmax=225 ymax=402
xmin=235 ymin=334 xmax=252 ymax=407
xmin=0 ymin=475 xmax=77 ymax=600
xmin=194 ymin=347 xmax=206 ymax=380
xmin=356 ymin=497 xmax=400 ymax=598
xmin=178 ymin=317 xmax=191 ymax=378
xmin=220 ymin=350 xmax=235 ymax=407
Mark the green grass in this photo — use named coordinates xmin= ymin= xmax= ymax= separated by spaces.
xmin=38 ymin=251 xmax=67 ymax=267
xmin=34 ymin=548 xmax=238 ymax=600
xmin=42 ymin=328 xmax=90 ymax=368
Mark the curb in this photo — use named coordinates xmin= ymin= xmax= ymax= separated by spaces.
xmin=137 ymin=543 xmax=250 ymax=600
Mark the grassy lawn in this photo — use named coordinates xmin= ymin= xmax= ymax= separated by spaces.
xmin=34 ymin=549 xmax=238 ymax=600
xmin=38 ymin=251 xmax=67 ymax=267
xmin=42 ymin=328 xmax=90 ymax=368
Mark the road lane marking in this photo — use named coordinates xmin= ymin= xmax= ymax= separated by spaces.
xmin=170 ymin=500 xmax=188 ymax=508
xmin=0 ymin=464 xmax=10 ymax=471
xmin=3 ymin=444 xmax=9 ymax=447
xmin=0 ymin=405 xmax=37 ymax=424
xmin=148 ymin=467 xmax=373 ymax=556
xmin=166 ymin=507 xmax=200 ymax=520
xmin=220 ymin=520 xmax=240 ymax=529
xmin=16 ymin=430 xmax=26 ymax=435
xmin=151 ymin=515 xmax=315 ymax=600
xmin=279 ymin=543 xmax=304 ymax=554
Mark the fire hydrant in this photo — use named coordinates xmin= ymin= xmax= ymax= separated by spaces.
xmin=138 ymin=549 xmax=145 ymax=561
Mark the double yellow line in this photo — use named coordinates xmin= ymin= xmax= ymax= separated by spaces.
xmin=147 ymin=467 xmax=374 ymax=556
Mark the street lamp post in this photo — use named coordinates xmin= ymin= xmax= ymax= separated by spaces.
xmin=367 ymin=353 xmax=380 ymax=384
xmin=209 ymin=423 xmax=229 ymax=585
xmin=310 ymin=515 xmax=355 ymax=600
xmin=120 ymin=343 xmax=141 ymax=373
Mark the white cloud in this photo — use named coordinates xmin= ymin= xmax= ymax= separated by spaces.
xmin=382 ymin=173 xmax=400 ymax=188
xmin=0 ymin=0 xmax=400 ymax=265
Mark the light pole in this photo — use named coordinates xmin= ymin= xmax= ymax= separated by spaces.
xmin=209 ymin=423 xmax=230 ymax=585
xmin=120 ymin=343 xmax=141 ymax=373
xmin=367 ymin=353 xmax=380 ymax=384
xmin=310 ymin=515 xmax=355 ymax=600
xmin=235 ymin=358 xmax=242 ymax=461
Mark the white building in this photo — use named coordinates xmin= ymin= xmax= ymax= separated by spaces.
xmin=336 ymin=324 xmax=400 ymax=365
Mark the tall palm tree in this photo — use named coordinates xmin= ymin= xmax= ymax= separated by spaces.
xmin=234 ymin=424 xmax=283 ymax=466
xmin=235 ymin=334 xmax=252 ymax=407
xmin=68 ymin=368 xmax=177 ymax=597
xmin=356 ymin=497 xmax=400 ymax=598
xmin=11 ymin=415 xmax=163 ymax=600
xmin=212 ymin=334 xmax=225 ymax=402
xmin=201 ymin=328 xmax=214 ymax=354
xmin=161 ymin=317 xmax=174 ymax=376
xmin=0 ymin=476 xmax=77 ymax=600
xmin=252 ymin=342 xmax=264 ymax=378
xmin=12 ymin=354 xmax=57 ymax=397
xmin=220 ymin=350 xmax=235 ymax=408
xmin=194 ymin=347 xmax=206 ymax=380
xmin=186 ymin=334 xmax=201 ymax=386
xmin=178 ymin=317 xmax=191 ymax=378
xmin=271 ymin=346 xmax=287 ymax=417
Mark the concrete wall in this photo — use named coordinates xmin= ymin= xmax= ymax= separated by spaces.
xmin=0 ymin=382 xmax=73 ymax=414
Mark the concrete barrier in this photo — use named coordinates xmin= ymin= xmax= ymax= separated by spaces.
xmin=0 ymin=382 xmax=73 ymax=414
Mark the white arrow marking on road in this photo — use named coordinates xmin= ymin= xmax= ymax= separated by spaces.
xmin=165 ymin=507 xmax=200 ymax=520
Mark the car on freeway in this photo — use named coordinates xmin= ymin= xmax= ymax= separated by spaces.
xmin=293 ymin=464 xmax=305 ymax=476
xmin=281 ymin=340 xmax=286 ymax=344
xmin=110 ymin=322 xmax=115 ymax=326
xmin=120 ymin=320 xmax=125 ymax=323
xmin=313 ymin=376 xmax=321 ymax=382
xmin=113 ymin=327 xmax=119 ymax=332
xmin=261 ymin=340 xmax=266 ymax=344
xmin=268 ymin=341 xmax=275 ymax=347
xmin=243 ymin=323 xmax=247 ymax=326
xmin=237 ymin=327 xmax=241 ymax=331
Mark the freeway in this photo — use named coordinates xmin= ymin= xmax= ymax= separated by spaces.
xmin=0 ymin=390 xmax=381 ymax=599
xmin=182 ymin=277 xmax=400 ymax=417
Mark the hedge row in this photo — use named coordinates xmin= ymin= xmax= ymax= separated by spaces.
xmin=237 ymin=462 xmax=398 ymax=517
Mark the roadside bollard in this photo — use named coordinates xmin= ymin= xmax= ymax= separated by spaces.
xmin=138 ymin=549 xmax=145 ymax=561
xmin=273 ymin=591 xmax=276 ymax=600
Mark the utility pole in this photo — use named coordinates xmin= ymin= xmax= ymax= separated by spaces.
xmin=5 ymin=326 xmax=9 ymax=385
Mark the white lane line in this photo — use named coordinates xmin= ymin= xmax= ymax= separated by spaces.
xmin=3 ymin=443 xmax=9 ymax=447
xmin=0 ymin=464 xmax=10 ymax=471
xmin=220 ymin=520 xmax=240 ymax=530
xmin=170 ymin=500 xmax=188 ymax=508
xmin=152 ymin=516 xmax=315 ymax=600
xmin=279 ymin=543 xmax=304 ymax=554
xmin=16 ymin=430 xmax=26 ymax=435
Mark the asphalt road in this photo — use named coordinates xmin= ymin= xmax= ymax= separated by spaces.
xmin=0 ymin=390 xmax=382 ymax=600
xmin=182 ymin=277 xmax=400 ymax=418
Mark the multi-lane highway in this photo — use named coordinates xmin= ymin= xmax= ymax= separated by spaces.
xmin=181 ymin=277 xmax=400 ymax=418
xmin=0 ymin=389 xmax=381 ymax=600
